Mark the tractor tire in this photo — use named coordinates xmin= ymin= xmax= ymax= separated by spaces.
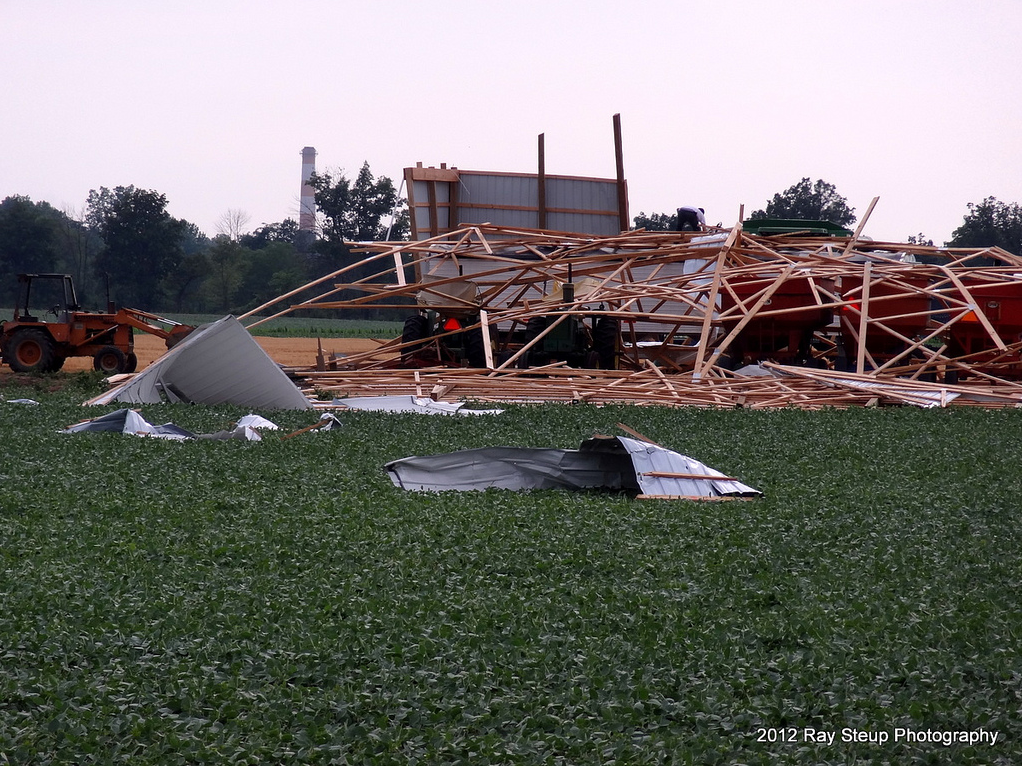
xmin=463 ymin=327 xmax=487 ymax=368
xmin=592 ymin=316 xmax=619 ymax=370
xmin=93 ymin=345 xmax=128 ymax=374
xmin=401 ymin=314 xmax=430 ymax=354
xmin=125 ymin=352 xmax=138 ymax=374
xmin=522 ymin=316 xmax=547 ymax=344
xmin=6 ymin=328 xmax=57 ymax=373
xmin=517 ymin=316 xmax=549 ymax=368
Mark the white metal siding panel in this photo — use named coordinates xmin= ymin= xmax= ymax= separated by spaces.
xmin=616 ymin=437 xmax=760 ymax=498
xmin=546 ymin=177 xmax=617 ymax=212
xmin=92 ymin=316 xmax=313 ymax=409
xmin=412 ymin=171 xmax=622 ymax=238
xmin=547 ymin=212 xmax=619 ymax=236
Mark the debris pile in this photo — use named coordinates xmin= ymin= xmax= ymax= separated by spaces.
xmin=241 ymin=222 xmax=1022 ymax=409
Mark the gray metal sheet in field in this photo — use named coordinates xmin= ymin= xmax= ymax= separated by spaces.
xmin=386 ymin=435 xmax=760 ymax=498
xmin=386 ymin=446 xmax=637 ymax=492
xmin=62 ymin=408 xmax=195 ymax=439
xmin=88 ymin=316 xmax=313 ymax=410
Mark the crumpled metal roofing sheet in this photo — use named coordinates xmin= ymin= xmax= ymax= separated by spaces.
xmin=386 ymin=435 xmax=760 ymax=499
xmin=87 ymin=316 xmax=312 ymax=410
xmin=609 ymin=436 xmax=760 ymax=498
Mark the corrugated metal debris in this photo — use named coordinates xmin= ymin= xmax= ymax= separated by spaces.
xmin=61 ymin=409 xmax=276 ymax=441
xmin=385 ymin=435 xmax=760 ymax=501
xmin=88 ymin=316 xmax=312 ymax=410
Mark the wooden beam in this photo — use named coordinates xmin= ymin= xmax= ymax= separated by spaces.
xmin=538 ymin=133 xmax=547 ymax=230
xmin=406 ymin=164 xmax=460 ymax=182
xmin=427 ymin=180 xmax=439 ymax=239
xmin=856 ymin=261 xmax=872 ymax=374
xmin=614 ymin=113 xmax=628 ymax=232
xmin=479 ymin=309 xmax=494 ymax=369
xmin=843 ymin=196 xmax=879 ymax=257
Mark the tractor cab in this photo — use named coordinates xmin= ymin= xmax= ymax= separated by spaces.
xmin=13 ymin=273 xmax=82 ymax=324
xmin=1 ymin=273 xmax=194 ymax=375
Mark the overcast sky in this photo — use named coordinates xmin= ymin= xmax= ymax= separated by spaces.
xmin=4 ymin=1 xmax=1020 ymax=245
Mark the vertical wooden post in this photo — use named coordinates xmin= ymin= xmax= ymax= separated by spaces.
xmin=856 ymin=262 xmax=872 ymax=375
xmin=691 ymin=222 xmax=742 ymax=378
xmin=427 ymin=180 xmax=439 ymax=239
xmin=480 ymin=309 xmax=494 ymax=369
xmin=613 ymin=114 xmax=628 ymax=233
xmin=537 ymin=133 xmax=547 ymax=230
xmin=449 ymin=169 xmax=459 ymax=235
xmin=393 ymin=251 xmax=406 ymax=286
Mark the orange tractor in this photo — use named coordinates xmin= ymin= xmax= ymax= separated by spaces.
xmin=1 ymin=273 xmax=194 ymax=374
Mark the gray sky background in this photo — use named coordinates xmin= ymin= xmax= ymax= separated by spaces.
xmin=4 ymin=0 xmax=1020 ymax=245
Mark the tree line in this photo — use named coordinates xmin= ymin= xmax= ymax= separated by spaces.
xmin=0 ymin=162 xmax=409 ymax=317
xmin=634 ymin=177 xmax=1022 ymax=257
xmin=3 ymin=171 xmax=1019 ymax=316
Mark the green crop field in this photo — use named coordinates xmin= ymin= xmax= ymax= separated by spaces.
xmin=181 ymin=316 xmax=405 ymax=339
xmin=1 ymin=373 xmax=1020 ymax=764
xmin=0 ymin=310 xmax=404 ymax=340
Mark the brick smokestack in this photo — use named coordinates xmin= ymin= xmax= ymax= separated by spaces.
xmin=299 ymin=146 xmax=317 ymax=232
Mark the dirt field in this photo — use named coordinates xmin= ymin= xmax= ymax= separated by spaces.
xmin=55 ymin=333 xmax=380 ymax=373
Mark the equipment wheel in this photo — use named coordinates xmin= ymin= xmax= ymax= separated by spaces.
xmin=463 ymin=327 xmax=487 ymax=368
xmin=7 ymin=329 xmax=57 ymax=373
xmin=93 ymin=345 xmax=128 ymax=374
xmin=401 ymin=314 xmax=430 ymax=352
xmin=517 ymin=316 xmax=549 ymax=368
xmin=125 ymin=352 xmax=139 ymax=373
xmin=522 ymin=316 xmax=547 ymax=344
xmin=592 ymin=316 xmax=619 ymax=370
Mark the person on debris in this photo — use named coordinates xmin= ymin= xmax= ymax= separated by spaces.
xmin=676 ymin=206 xmax=706 ymax=232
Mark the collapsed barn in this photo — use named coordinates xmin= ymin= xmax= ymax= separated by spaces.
xmin=238 ymin=216 xmax=1022 ymax=409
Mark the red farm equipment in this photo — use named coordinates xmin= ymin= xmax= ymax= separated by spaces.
xmin=717 ymin=272 xmax=835 ymax=368
xmin=0 ymin=273 xmax=194 ymax=374
xmin=943 ymin=279 xmax=1022 ymax=380
xmin=836 ymin=273 xmax=934 ymax=371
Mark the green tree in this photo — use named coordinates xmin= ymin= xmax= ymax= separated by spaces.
xmin=946 ymin=197 xmax=1022 ymax=256
xmin=0 ymin=196 xmax=66 ymax=302
xmin=205 ymin=236 xmax=245 ymax=312
xmin=750 ymin=178 xmax=856 ymax=227
xmin=633 ymin=211 xmax=677 ymax=231
xmin=236 ymin=241 xmax=308 ymax=311
xmin=87 ymin=186 xmax=187 ymax=309
xmin=56 ymin=205 xmax=102 ymax=302
xmin=304 ymin=162 xmax=410 ymax=319
xmin=308 ymin=161 xmax=408 ymax=242
xmin=158 ymin=221 xmax=213 ymax=313
xmin=240 ymin=218 xmax=301 ymax=249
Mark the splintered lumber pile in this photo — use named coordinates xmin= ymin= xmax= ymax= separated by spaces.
xmin=295 ymin=365 xmax=1022 ymax=410
xmin=247 ymin=222 xmax=1022 ymax=409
